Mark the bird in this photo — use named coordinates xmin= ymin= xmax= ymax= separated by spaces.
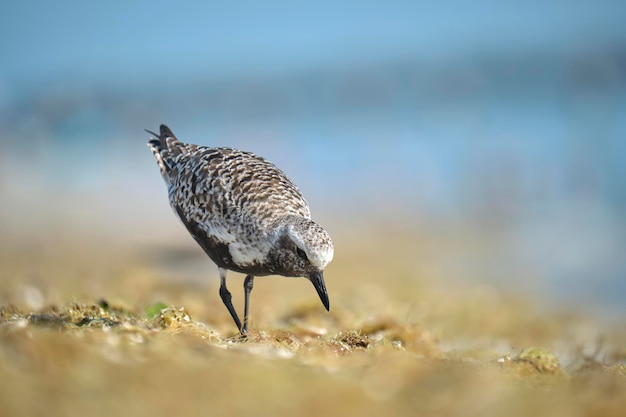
xmin=146 ymin=124 xmax=334 ymax=336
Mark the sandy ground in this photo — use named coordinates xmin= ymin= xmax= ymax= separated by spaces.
xmin=1 ymin=223 xmax=625 ymax=417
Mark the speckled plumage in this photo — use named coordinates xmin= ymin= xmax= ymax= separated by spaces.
xmin=147 ymin=124 xmax=333 ymax=335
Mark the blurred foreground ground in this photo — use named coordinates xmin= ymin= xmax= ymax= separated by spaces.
xmin=1 ymin=223 xmax=625 ymax=417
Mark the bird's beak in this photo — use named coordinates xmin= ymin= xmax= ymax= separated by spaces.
xmin=308 ymin=271 xmax=330 ymax=311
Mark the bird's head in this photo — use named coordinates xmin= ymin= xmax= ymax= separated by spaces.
xmin=270 ymin=217 xmax=334 ymax=310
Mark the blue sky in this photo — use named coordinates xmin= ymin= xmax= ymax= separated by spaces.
xmin=1 ymin=1 xmax=625 ymax=85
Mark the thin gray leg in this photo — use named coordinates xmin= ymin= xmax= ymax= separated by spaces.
xmin=242 ymin=275 xmax=254 ymax=335
xmin=218 ymin=268 xmax=243 ymax=332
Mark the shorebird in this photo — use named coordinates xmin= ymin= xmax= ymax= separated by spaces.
xmin=146 ymin=124 xmax=333 ymax=335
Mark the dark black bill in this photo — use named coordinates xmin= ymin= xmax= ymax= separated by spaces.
xmin=308 ymin=271 xmax=330 ymax=311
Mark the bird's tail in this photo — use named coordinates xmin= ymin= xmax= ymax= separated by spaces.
xmin=146 ymin=124 xmax=185 ymax=177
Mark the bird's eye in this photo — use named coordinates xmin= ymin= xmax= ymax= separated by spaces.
xmin=296 ymin=247 xmax=308 ymax=260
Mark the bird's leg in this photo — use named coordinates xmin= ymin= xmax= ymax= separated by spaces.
xmin=242 ymin=275 xmax=254 ymax=335
xmin=218 ymin=268 xmax=243 ymax=332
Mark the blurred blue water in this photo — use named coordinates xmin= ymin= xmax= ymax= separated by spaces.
xmin=1 ymin=1 xmax=625 ymax=320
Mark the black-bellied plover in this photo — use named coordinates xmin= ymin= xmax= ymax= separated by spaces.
xmin=147 ymin=124 xmax=333 ymax=335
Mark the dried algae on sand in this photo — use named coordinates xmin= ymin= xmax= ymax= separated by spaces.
xmin=1 ymin=230 xmax=625 ymax=417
